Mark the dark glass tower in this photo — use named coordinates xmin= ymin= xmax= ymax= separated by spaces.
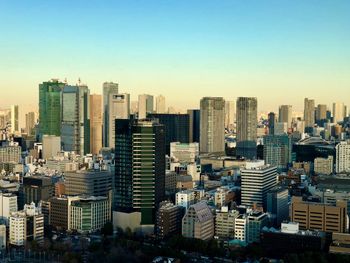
xmin=268 ymin=112 xmax=276 ymax=135
xmin=188 ymin=109 xmax=200 ymax=143
xmin=115 ymin=119 xmax=165 ymax=226
xmin=147 ymin=113 xmax=189 ymax=155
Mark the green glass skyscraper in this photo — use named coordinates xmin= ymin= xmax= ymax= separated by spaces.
xmin=39 ymin=80 xmax=65 ymax=138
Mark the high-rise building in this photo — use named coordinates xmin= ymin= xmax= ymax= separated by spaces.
xmin=291 ymin=196 xmax=347 ymax=233
xmin=200 ymin=97 xmax=225 ymax=154
xmin=108 ymin=93 xmax=130 ymax=149
xmin=148 ymin=113 xmax=189 ymax=154
xmin=9 ymin=203 xmax=44 ymax=247
xmin=182 ymin=201 xmax=214 ymax=241
xmin=0 ymin=143 xmax=21 ymax=163
xmin=241 ymin=161 xmax=277 ymax=210
xmin=225 ymin=100 xmax=235 ymax=130
xmin=22 ymin=176 xmax=54 ymax=208
xmin=236 ymin=97 xmax=258 ymax=159
xmin=304 ymin=98 xmax=315 ymax=131
xmin=266 ymin=187 xmax=289 ymax=227
xmin=336 ymin=141 xmax=350 ymax=174
xmin=138 ymin=94 xmax=154 ymax=119
xmin=268 ymin=112 xmax=276 ymax=135
xmin=0 ymin=193 xmax=18 ymax=225
xmin=42 ymin=135 xmax=61 ymax=159
xmin=263 ymin=134 xmax=292 ymax=172
xmin=39 ymin=80 xmax=65 ymax=137
xmin=316 ymin=104 xmax=327 ymax=126
xmin=156 ymin=95 xmax=166 ymax=113
xmin=61 ymin=85 xmax=90 ymax=155
xmin=156 ymin=202 xmax=185 ymax=239
xmin=333 ymin=102 xmax=345 ymax=123
xmin=103 ymin=82 xmax=119 ymax=147
xmin=10 ymin=105 xmax=19 ymax=134
xmin=25 ymin=112 xmax=36 ymax=135
xmin=114 ymin=119 xmax=165 ymax=233
xmin=187 ymin=109 xmax=200 ymax=143
xmin=90 ymin=94 xmax=102 ymax=155
xmin=278 ymin=105 xmax=292 ymax=128
xmin=215 ymin=208 xmax=239 ymax=239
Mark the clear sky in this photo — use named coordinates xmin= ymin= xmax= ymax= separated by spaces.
xmin=1 ymin=0 xmax=349 ymax=119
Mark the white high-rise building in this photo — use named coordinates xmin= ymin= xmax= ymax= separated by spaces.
xmin=225 ymin=100 xmax=235 ymax=130
xmin=156 ymin=95 xmax=166 ymax=113
xmin=10 ymin=105 xmax=19 ymax=134
xmin=336 ymin=141 xmax=350 ymax=174
xmin=241 ymin=161 xmax=278 ymax=210
xmin=9 ymin=202 xmax=44 ymax=247
xmin=0 ymin=193 xmax=18 ymax=225
xmin=108 ymin=93 xmax=130 ymax=148
xmin=333 ymin=102 xmax=345 ymax=123
xmin=138 ymin=94 xmax=154 ymax=119
xmin=200 ymin=97 xmax=225 ymax=153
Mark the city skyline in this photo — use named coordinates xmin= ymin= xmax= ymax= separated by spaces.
xmin=1 ymin=0 xmax=349 ymax=115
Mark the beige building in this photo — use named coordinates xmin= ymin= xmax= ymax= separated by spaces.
xmin=291 ymin=196 xmax=347 ymax=233
xmin=314 ymin=156 xmax=333 ymax=175
xmin=182 ymin=201 xmax=214 ymax=240
xmin=90 ymin=94 xmax=103 ymax=155
xmin=215 ymin=207 xmax=239 ymax=239
xmin=42 ymin=135 xmax=61 ymax=159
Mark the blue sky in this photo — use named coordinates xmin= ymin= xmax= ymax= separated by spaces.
xmin=0 ymin=0 xmax=349 ymax=116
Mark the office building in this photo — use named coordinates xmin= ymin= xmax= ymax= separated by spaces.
xmin=225 ymin=100 xmax=235 ymax=130
xmin=234 ymin=214 xmax=247 ymax=241
xmin=170 ymin=142 xmax=199 ymax=163
xmin=61 ymin=85 xmax=90 ymax=154
xmin=200 ymin=97 xmax=225 ymax=153
xmin=0 ymin=193 xmax=18 ymax=225
xmin=316 ymin=104 xmax=328 ymax=126
xmin=263 ymin=134 xmax=292 ymax=172
xmin=236 ymin=97 xmax=257 ymax=159
xmin=114 ymin=119 xmax=165 ymax=233
xmin=176 ymin=190 xmax=196 ymax=210
xmin=90 ymin=94 xmax=103 ymax=155
xmin=268 ymin=112 xmax=276 ymax=135
xmin=241 ymin=161 xmax=277 ymax=210
xmin=39 ymin=80 xmax=65 ymax=137
xmin=22 ymin=176 xmax=54 ymax=207
xmin=314 ymin=156 xmax=333 ymax=175
xmin=156 ymin=202 xmax=185 ymax=239
xmin=336 ymin=141 xmax=350 ymax=174
xmin=304 ymin=98 xmax=315 ymax=131
xmin=156 ymin=95 xmax=166 ymax=113
xmin=291 ymin=196 xmax=347 ymax=233
xmin=215 ymin=207 xmax=239 ymax=239
xmin=246 ymin=211 xmax=269 ymax=244
xmin=333 ymin=102 xmax=345 ymax=123
xmin=266 ymin=187 xmax=289 ymax=227
xmin=70 ymin=196 xmax=110 ymax=233
xmin=108 ymin=93 xmax=130 ymax=149
xmin=9 ymin=202 xmax=44 ymax=247
xmin=25 ymin=112 xmax=36 ymax=135
xmin=187 ymin=109 xmax=200 ymax=143
xmin=42 ymin=135 xmax=61 ymax=159
xmin=10 ymin=105 xmax=19 ymax=134
xmin=103 ymin=81 xmax=119 ymax=147
xmin=182 ymin=201 xmax=214 ymax=241
xmin=0 ymin=143 xmax=21 ymax=163
xmin=148 ymin=113 xmax=189 ymax=154
xmin=49 ymin=196 xmax=80 ymax=231
xmin=64 ymin=170 xmax=112 ymax=197
xmin=138 ymin=94 xmax=154 ymax=119
xmin=278 ymin=105 xmax=292 ymax=128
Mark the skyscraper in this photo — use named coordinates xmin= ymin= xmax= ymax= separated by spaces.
xmin=138 ymin=94 xmax=154 ymax=119
xmin=25 ymin=112 xmax=35 ymax=135
xmin=268 ymin=112 xmax=276 ymax=135
xmin=61 ymin=85 xmax=90 ymax=155
xmin=225 ymin=100 xmax=236 ymax=131
xmin=39 ymin=80 xmax=65 ymax=138
xmin=156 ymin=95 xmax=166 ymax=113
xmin=263 ymin=134 xmax=292 ymax=172
xmin=108 ymin=93 xmax=130 ymax=149
xmin=278 ymin=105 xmax=292 ymax=128
xmin=236 ymin=97 xmax=258 ymax=159
xmin=90 ymin=94 xmax=102 ymax=155
xmin=188 ymin=109 xmax=200 ymax=143
xmin=200 ymin=97 xmax=225 ymax=153
xmin=333 ymin=102 xmax=345 ymax=123
xmin=114 ymin=119 xmax=165 ymax=233
xmin=316 ymin=104 xmax=327 ymax=126
xmin=304 ymin=98 xmax=315 ymax=131
xmin=10 ymin=105 xmax=19 ymax=134
xmin=103 ymin=82 xmax=119 ymax=147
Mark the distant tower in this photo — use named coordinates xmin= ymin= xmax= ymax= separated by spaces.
xmin=278 ymin=105 xmax=292 ymax=128
xmin=90 ymin=94 xmax=103 ymax=155
xmin=304 ymin=98 xmax=315 ymax=132
xmin=156 ymin=95 xmax=166 ymax=114
xmin=102 ymin=82 xmax=119 ymax=147
xmin=268 ymin=112 xmax=276 ymax=135
xmin=138 ymin=94 xmax=154 ymax=119
xmin=10 ymin=105 xmax=19 ymax=134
